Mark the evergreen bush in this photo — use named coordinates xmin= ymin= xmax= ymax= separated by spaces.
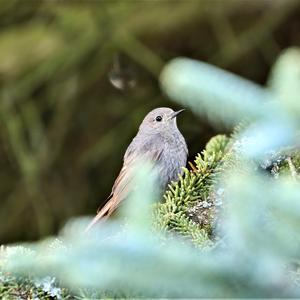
xmin=1 ymin=48 xmax=300 ymax=298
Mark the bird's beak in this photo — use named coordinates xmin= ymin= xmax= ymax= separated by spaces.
xmin=170 ymin=109 xmax=185 ymax=119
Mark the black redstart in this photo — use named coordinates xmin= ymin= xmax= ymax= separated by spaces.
xmin=86 ymin=107 xmax=188 ymax=231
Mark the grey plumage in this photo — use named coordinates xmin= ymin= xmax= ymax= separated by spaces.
xmin=86 ymin=107 xmax=188 ymax=231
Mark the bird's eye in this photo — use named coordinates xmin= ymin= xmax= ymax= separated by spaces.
xmin=155 ymin=116 xmax=162 ymax=122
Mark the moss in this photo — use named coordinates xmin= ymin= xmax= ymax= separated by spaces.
xmin=0 ymin=271 xmax=72 ymax=299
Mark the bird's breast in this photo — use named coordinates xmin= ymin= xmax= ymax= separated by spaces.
xmin=156 ymin=134 xmax=187 ymax=189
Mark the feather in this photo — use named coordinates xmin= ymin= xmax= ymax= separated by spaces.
xmin=85 ymin=147 xmax=163 ymax=232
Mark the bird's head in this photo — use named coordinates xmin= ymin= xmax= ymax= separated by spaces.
xmin=139 ymin=107 xmax=185 ymax=135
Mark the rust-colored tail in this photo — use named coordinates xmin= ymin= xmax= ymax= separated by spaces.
xmin=84 ymin=159 xmax=135 ymax=233
xmin=84 ymin=199 xmax=114 ymax=232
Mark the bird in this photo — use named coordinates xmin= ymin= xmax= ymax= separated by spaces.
xmin=85 ymin=107 xmax=188 ymax=231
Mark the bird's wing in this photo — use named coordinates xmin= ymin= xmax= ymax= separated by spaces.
xmin=85 ymin=147 xmax=163 ymax=232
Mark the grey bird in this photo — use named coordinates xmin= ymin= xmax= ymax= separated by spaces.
xmin=85 ymin=107 xmax=188 ymax=231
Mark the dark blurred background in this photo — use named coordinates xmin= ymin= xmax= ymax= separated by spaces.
xmin=0 ymin=0 xmax=299 ymax=243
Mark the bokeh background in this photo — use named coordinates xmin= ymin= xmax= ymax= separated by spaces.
xmin=1 ymin=0 xmax=299 ymax=243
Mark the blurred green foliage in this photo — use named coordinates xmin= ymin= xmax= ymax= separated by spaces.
xmin=0 ymin=0 xmax=300 ymax=245
xmin=2 ymin=44 xmax=300 ymax=298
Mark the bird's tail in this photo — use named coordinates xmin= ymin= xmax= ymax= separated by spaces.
xmin=84 ymin=200 xmax=113 ymax=233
